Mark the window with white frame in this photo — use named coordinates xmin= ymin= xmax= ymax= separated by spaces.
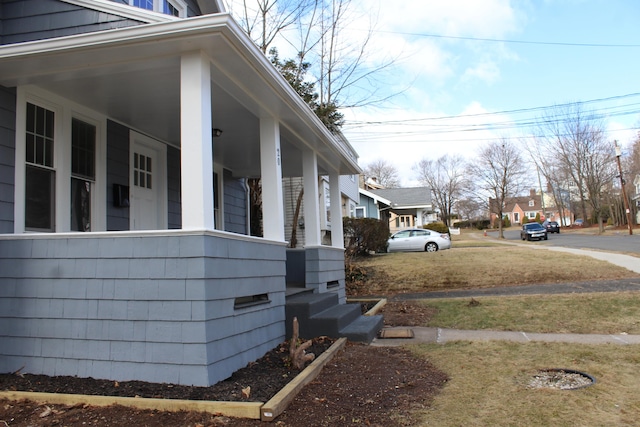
xmin=130 ymin=0 xmax=186 ymax=17
xmin=395 ymin=215 xmax=412 ymax=228
xmin=528 ymin=200 xmax=534 ymax=207
xmin=25 ymin=102 xmax=56 ymax=231
xmin=355 ymin=206 xmax=365 ymax=218
xmin=528 ymin=212 xmax=536 ymax=219
xmin=18 ymin=87 xmax=108 ymax=234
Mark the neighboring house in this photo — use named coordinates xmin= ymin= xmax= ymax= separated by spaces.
xmin=283 ymin=171 xmax=360 ymax=247
xmin=369 ymin=187 xmax=436 ymax=233
xmin=490 ymin=190 xmax=542 ymax=226
xmin=356 ymin=188 xmax=391 ymax=222
xmin=0 ymin=0 xmax=373 ymax=388
xmin=491 ymin=189 xmax=574 ymax=227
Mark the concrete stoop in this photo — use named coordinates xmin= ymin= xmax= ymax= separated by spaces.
xmin=285 ymin=292 xmax=383 ymax=343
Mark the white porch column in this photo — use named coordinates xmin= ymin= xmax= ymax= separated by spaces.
xmin=329 ymin=170 xmax=344 ymax=248
xmin=260 ymin=117 xmax=285 ymax=241
xmin=302 ymin=150 xmax=321 ymax=246
xmin=180 ymin=51 xmax=214 ymax=230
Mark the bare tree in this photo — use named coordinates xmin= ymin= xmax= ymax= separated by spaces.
xmin=532 ymin=103 xmax=616 ymax=231
xmin=468 ymin=138 xmax=528 ymax=239
xmin=413 ymin=154 xmax=468 ymax=227
xmin=363 ymin=159 xmax=400 ymax=188
xmin=228 ymin=0 xmax=315 ymax=53
xmin=455 ymin=197 xmax=484 ymax=227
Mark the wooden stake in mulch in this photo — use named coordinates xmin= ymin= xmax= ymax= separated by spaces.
xmin=289 ymin=317 xmax=315 ymax=370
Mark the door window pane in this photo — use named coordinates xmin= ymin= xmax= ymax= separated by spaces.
xmin=71 ymin=178 xmax=91 ymax=232
xmin=25 ymin=165 xmax=55 ymax=231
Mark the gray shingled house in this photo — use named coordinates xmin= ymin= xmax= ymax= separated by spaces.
xmin=0 ymin=0 xmax=381 ymax=387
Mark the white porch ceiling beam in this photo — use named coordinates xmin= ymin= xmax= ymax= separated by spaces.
xmin=180 ymin=51 xmax=214 ymax=230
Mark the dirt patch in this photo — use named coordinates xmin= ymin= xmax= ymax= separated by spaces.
xmin=0 ymin=305 xmax=447 ymax=426
xmin=380 ymin=301 xmax=437 ymax=327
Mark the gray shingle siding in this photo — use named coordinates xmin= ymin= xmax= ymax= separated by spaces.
xmin=0 ymin=85 xmax=15 ymax=234
xmin=1 ymin=0 xmax=145 ymax=45
xmin=106 ymin=120 xmax=130 ymax=231
xmin=0 ymin=232 xmax=286 ymax=386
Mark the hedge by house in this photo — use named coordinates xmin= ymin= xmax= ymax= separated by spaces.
xmin=343 ymin=217 xmax=389 ymax=257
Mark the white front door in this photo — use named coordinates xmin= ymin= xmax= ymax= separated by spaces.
xmin=130 ymin=132 xmax=167 ymax=230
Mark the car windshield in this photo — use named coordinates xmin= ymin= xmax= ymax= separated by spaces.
xmin=525 ymin=223 xmax=544 ymax=230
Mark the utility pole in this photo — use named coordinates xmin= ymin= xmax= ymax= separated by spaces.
xmin=614 ymin=141 xmax=633 ymax=235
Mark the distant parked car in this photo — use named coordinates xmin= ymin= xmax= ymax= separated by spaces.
xmin=386 ymin=228 xmax=451 ymax=252
xmin=573 ymin=219 xmax=584 ymax=227
xmin=543 ymin=220 xmax=560 ymax=233
xmin=520 ymin=223 xmax=548 ymax=241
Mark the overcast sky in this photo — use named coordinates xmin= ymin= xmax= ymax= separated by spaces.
xmin=226 ymin=0 xmax=640 ymax=187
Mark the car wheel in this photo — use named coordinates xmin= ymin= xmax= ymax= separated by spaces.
xmin=526 ymin=235 xmax=531 ymax=241
xmin=425 ymin=242 xmax=438 ymax=252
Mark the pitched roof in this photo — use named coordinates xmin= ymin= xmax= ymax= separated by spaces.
xmin=370 ymin=187 xmax=432 ymax=208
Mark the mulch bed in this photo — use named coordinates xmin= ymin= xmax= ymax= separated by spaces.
xmin=0 ymin=337 xmax=335 ymax=404
xmin=0 ymin=301 xmax=446 ymax=426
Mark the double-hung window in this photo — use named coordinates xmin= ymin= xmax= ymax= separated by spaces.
xmin=130 ymin=0 xmax=186 ymax=17
xmin=25 ymin=103 xmax=56 ymax=231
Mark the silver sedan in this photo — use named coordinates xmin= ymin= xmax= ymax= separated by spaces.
xmin=386 ymin=228 xmax=452 ymax=252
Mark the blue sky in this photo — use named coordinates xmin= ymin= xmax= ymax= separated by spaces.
xmin=337 ymin=0 xmax=640 ymax=185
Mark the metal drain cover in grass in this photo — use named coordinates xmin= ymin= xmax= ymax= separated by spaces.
xmin=528 ymin=369 xmax=595 ymax=390
xmin=378 ymin=328 xmax=414 ymax=339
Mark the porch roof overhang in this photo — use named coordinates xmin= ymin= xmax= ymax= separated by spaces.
xmin=359 ymin=188 xmax=391 ymax=207
xmin=0 ymin=13 xmax=360 ymax=178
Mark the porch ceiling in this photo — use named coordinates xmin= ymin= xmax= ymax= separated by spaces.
xmin=0 ymin=14 xmax=359 ymax=178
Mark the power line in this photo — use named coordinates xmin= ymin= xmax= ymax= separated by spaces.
xmin=344 ymin=92 xmax=640 ymax=127
xmin=371 ymin=30 xmax=640 ymax=48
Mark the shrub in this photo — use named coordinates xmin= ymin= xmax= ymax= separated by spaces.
xmin=424 ymin=221 xmax=449 ymax=235
xmin=503 ymin=215 xmax=511 ymax=228
xmin=343 ymin=217 xmax=389 ymax=258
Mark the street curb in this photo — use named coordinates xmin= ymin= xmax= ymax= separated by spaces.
xmin=0 ymin=337 xmax=348 ymax=422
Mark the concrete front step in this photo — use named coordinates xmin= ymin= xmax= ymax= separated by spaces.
xmin=340 ymin=315 xmax=384 ymax=343
xmin=285 ymin=292 xmax=383 ymax=343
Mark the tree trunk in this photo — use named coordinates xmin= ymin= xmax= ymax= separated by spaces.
xmin=289 ymin=188 xmax=304 ymax=248
xmin=289 ymin=317 xmax=315 ymax=370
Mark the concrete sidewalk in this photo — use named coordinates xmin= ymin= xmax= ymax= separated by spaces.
xmin=372 ymin=326 xmax=640 ymax=347
xmin=373 ymin=240 xmax=640 ymax=347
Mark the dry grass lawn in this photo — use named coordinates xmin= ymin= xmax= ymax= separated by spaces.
xmin=411 ymin=341 xmax=640 ymax=426
xmin=350 ymin=240 xmax=638 ymax=296
xmin=423 ymin=291 xmax=640 ymax=334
